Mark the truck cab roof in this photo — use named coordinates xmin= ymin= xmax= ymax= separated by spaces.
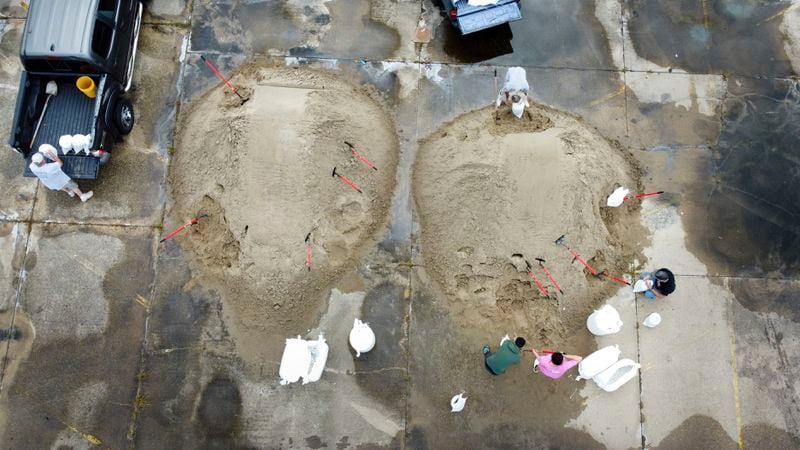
xmin=21 ymin=0 xmax=109 ymax=61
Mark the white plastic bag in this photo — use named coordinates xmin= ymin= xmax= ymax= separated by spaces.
xmin=606 ymin=186 xmax=630 ymax=207
xmin=450 ymin=392 xmax=467 ymax=412
xmin=279 ymin=336 xmax=310 ymax=385
xmin=576 ymin=345 xmax=621 ymax=381
xmin=586 ymin=305 xmax=623 ymax=336
xmin=349 ymin=319 xmax=376 ymax=357
xmin=592 ymin=359 xmax=640 ymax=392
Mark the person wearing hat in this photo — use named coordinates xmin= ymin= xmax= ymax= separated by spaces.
xmin=29 ymin=144 xmax=93 ymax=202
xmin=639 ymin=268 xmax=676 ymax=299
xmin=495 ymin=67 xmax=531 ymax=119
xmin=483 ymin=336 xmax=526 ymax=376
xmin=531 ymin=348 xmax=582 ymax=380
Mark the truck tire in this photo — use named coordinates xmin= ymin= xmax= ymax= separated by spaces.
xmin=114 ymin=97 xmax=135 ymax=135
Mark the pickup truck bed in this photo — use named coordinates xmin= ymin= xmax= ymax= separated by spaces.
xmin=22 ymin=76 xmax=101 ymax=180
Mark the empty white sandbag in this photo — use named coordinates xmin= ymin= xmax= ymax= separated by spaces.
xmin=633 ymin=279 xmax=650 ymax=293
xmin=279 ymin=336 xmax=310 ymax=385
xmin=593 ymin=359 xmax=640 ymax=392
xmin=349 ymin=319 xmax=376 ymax=357
xmin=450 ymin=392 xmax=467 ymax=412
xmin=576 ymin=345 xmax=621 ymax=381
xmin=586 ymin=304 xmax=623 ymax=336
xmin=305 ymin=334 xmax=329 ymax=384
xmin=606 ymin=186 xmax=630 ymax=207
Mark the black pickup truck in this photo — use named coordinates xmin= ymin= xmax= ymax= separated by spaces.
xmin=8 ymin=0 xmax=142 ymax=180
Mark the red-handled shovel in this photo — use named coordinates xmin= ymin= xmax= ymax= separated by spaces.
xmin=199 ymin=55 xmax=249 ymax=105
xmin=160 ymin=212 xmax=209 ymax=243
xmin=332 ymin=167 xmax=362 ymax=193
xmin=305 ymin=232 xmax=312 ymax=271
xmin=344 ymin=141 xmax=378 ymax=171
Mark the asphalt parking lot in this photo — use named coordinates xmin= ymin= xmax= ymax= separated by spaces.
xmin=1 ymin=0 xmax=799 ymax=448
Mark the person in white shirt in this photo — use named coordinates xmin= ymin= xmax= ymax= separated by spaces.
xmin=29 ymin=144 xmax=93 ymax=202
xmin=496 ymin=66 xmax=531 ymax=118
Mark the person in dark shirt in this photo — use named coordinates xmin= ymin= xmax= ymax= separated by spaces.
xmin=640 ymin=268 xmax=675 ymax=299
xmin=483 ymin=337 xmax=526 ymax=375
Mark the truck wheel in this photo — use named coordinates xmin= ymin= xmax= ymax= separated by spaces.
xmin=114 ymin=97 xmax=135 ymax=135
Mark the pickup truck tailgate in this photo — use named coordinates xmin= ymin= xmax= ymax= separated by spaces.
xmin=458 ymin=1 xmax=522 ymax=34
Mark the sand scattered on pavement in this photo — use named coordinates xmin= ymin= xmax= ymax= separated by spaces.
xmin=170 ymin=66 xmax=398 ymax=358
xmin=414 ymin=103 xmax=643 ymax=346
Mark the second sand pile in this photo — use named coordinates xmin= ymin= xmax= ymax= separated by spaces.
xmin=414 ymin=105 xmax=642 ymax=344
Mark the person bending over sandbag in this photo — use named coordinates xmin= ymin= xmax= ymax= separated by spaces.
xmin=531 ymin=348 xmax=583 ymax=380
xmin=638 ymin=268 xmax=676 ymax=300
xmin=483 ymin=336 xmax=526 ymax=376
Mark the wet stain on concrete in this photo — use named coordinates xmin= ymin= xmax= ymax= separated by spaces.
xmin=305 ymin=434 xmax=328 ymax=448
xmin=728 ymin=278 xmax=800 ymax=323
xmin=743 ymin=423 xmax=800 ymax=449
xmin=0 ymin=228 xmax=154 ymax=448
xmin=197 ymin=377 xmax=243 ymax=437
xmin=655 ymin=414 xmax=736 ymax=449
xmin=684 ymin=77 xmax=800 ymax=278
xmin=439 ymin=22 xmax=515 ymax=64
xmin=353 ymin=282 xmax=407 ymax=411
xmin=316 ymin=0 xmax=400 ymax=60
xmin=625 ymin=0 xmax=794 ymax=77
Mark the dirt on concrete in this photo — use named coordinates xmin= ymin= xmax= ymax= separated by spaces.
xmin=170 ymin=65 xmax=398 ymax=361
xmin=414 ymin=103 xmax=644 ymax=347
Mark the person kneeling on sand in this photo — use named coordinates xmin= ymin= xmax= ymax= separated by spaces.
xmin=531 ymin=348 xmax=582 ymax=379
xmin=639 ymin=268 xmax=675 ymax=300
xmin=495 ymin=66 xmax=531 ymax=119
xmin=483 ymin=336 xmax=526 ymax=376
xmin=29 ymin=144 xmax=93 ymax=202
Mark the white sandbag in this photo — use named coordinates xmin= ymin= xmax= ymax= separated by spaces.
xmin=72 ymin=134 xmax=92 ymax=155
xmin=349 ymin=319 xmax=376 ymax=357
xmin=576 ymin=345 xmax=621 ymax=381
xmin=279 ymin=336 xmax=310 ymax=385
xmin=468 ymin=0 xmax=499 ymax=6
xmin=643 ymin=313 xmax=662 ymax=328
xmin=59 ymin=135 xmax=74 ymax=154
xmin=633 ymin=279 xmax=650 ymax=293
xmin=450 ymin=392 xmax=467 ymax=413
xmin=593 ymin=359 xmax=640 ymax=392
xmin=304 ymin=335 xmax=329 ymax=384
xmin=606 ymin=186 xmax=630 ymax=207
xmin=500 ymin=334 xmax=510 ymax=345
xmin=586 ymin=305 xmax=623 ymax=336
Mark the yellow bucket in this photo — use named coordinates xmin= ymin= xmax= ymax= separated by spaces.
xmin=76 ymin=76 xmax=96 ymax=99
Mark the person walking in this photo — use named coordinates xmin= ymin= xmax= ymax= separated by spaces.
xmin=531 ymin=348 xmax=582 ymax=379
xmin=29 ymin=144 xmax=93 ymax=202
xmin=638 ymin=268 xmax=676 ymax=299
xmin=483 ymin=336 xmax=526 ymax=376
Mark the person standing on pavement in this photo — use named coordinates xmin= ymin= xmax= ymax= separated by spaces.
xmin=531 ymin=348 xmax=582 ymax=379
xmin=483 ymin=336 xmax=526 ymax=375
xmin=495 ymin=66 xmax=531 ymax=118
xmin=639 ymin=268 xmax=676 ymax=300
xmin=29 ymin=144 xmax=93 ymax=202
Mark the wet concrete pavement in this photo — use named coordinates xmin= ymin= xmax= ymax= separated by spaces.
xmin=1 ymin=0 xmax=800 ymax=448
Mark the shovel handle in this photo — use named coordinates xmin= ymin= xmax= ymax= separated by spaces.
xmin=201 ymin=55 xmax=239 ymax=95
xmin=527 ymin=271 xmax=549 ymax=297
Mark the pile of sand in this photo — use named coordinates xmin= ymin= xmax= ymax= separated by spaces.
xmin=170 ymin=66 xmax=398 ymax=352
xmin=414 ymin=104 xmax=642 ymax=344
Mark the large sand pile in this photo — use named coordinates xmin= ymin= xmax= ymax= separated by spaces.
xmin=170 ymin=66 xmax=398 ymax=355
xmin=414 ymin=105 xmax=642 ymax=345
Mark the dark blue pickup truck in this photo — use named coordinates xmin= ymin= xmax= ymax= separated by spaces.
xmin=440 ymin=0 xmax=522 ymax=34
xmin=8 ymin=0 xmax=142 ymax=180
